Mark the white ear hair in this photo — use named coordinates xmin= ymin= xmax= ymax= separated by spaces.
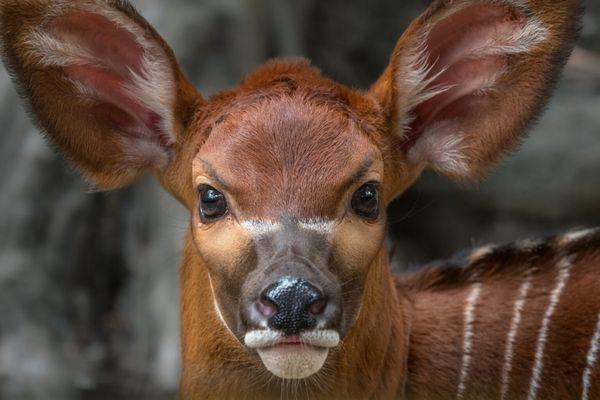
xmin=26 ymin=1 xmax=177 ymax=168
xmin=406 ymin=122 xmax=470 ymax=176
xmin=388 ymin=0 xmax=553 ymax=178
xmin=395 ymin=0 xmax=548 ymax=137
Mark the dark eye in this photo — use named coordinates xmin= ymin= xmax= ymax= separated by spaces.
xmin=199 ymin=185 xmax=227 ymax=222
xmin=351 ymin=183 xmax=379 ymax=220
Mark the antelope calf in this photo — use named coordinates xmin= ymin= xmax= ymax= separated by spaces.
xmin=1 ymin=0 xmax=598 ymax=399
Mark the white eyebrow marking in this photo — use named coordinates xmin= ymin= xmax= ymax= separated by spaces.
xmin=456 ymin=282 xmax=482 ymax=399
xmin=240 ymin=220 xmax=282 ymax=237
xmin=527 ymin=255 xmax=574 ymax=400
xmin=582 ymin=313 xmax=600 ymax=400
xmin=298 ymin=219 xmax=335 ymax=235
xmin=500 ymin=277 xmax=532 ymax=400
xmin=240 ymin=219 xmax=335 ymax=237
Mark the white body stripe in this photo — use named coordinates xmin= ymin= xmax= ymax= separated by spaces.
xmin=500 ymin=277 xmax=532 ymax=400
xmin=456 ymin=283 xmax=482 ymax=399
xmin=582 ymin=313 xmax=600 ymax=400
xmin=527 ymin=256 xmax=574 ymax=400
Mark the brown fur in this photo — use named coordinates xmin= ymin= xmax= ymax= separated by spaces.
xmin=0 ymin=0 xmax=200 ymax=189
xmin=0 ymin=1 xmax=592 ymax=399
xmin=402 ymin=229 xmax=600 ymax=399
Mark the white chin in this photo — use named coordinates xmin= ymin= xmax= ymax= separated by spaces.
xmin=257 ymin=346 xmax=329 ymax=379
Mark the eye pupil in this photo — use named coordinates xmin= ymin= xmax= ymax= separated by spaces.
xmin=351 ymin=183 xmax=379 ymax=220
xmin=199 ymin=185 xmax=227 ymax=221
xmin=202 ymin=188 xmax=221 ymax=203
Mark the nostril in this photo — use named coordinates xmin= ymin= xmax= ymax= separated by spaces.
xmin=257 ymin=297 xmax=277 ymax=318
xmin=308 ymin=298 xmax=327 ymax=316
xmin=259 ymin=277 xmax=330 ymax=335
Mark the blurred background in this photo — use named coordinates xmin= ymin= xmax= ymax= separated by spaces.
xmin=0 ymin=0 xmax=598 ymax=398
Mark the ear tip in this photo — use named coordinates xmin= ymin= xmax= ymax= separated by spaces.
xmin=548 ymin=0 xmax=585 ymax=46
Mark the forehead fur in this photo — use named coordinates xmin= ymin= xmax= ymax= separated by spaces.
xmin=206 ymin=58 xmax=385 ymax=131
xmin=194 ymin=59 xmax=385 ymax=219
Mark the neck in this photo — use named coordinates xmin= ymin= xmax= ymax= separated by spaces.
xmin=178 ymin=232 xmax=409 ymax=399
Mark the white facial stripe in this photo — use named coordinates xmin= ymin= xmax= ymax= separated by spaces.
xmin=527 ymin=255 xmax=574 ymax=400
xmin=500 ymin=277 xmax=532 ymax=400
xmin=582 ymin=313 xmax=600 ymax=400
xmin=207 ymin=274 xmax=235 ymax=338
xmin=456 ymin=282 xmax=482 ymax=399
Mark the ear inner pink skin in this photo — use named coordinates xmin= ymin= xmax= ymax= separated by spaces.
xmin=50 ymin=12 xmax=167 ymax=146
xmin=414 ymin=56 xmax=506 ymax=127
xmin=50 ymin=12 xmax=144 ymax=76
xmin=401 ymin=4 xmax=527 ymax=153
xmin=426 ymin=5 xmax=522 ymax=64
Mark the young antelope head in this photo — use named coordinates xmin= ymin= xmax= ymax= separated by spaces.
xmin=193 ymin=65 xmax=392 ymax=378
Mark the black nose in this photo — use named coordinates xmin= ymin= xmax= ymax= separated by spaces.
xmin=259 ymin=277 xmax=327 ymax=335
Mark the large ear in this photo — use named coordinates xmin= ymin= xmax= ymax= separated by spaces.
xmin=371 ymin=0 xmax=582 ymax=181
xmin=0 ymin=0 xmax=201 ymax=189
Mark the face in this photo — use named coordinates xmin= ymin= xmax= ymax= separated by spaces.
xmin=189 ymin=79 xmax=389 ymax=379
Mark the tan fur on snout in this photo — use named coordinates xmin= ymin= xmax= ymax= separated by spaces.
xmin=190 ymin=211 xmax=255 ymax=337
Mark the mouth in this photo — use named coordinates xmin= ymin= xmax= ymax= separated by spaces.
xmin=244 ymin=329 xmax=340 ymax=379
